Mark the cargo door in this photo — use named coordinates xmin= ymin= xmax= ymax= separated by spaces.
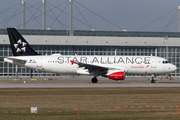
xmin=36 ymin=57 xmax=42 ymax=67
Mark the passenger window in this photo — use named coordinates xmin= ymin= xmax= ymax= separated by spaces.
xmin=162 ymin=61 xmax=170 ymax=64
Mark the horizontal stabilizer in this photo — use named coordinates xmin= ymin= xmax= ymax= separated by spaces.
xmin=4 ymin=57 xmax=27 ymax=62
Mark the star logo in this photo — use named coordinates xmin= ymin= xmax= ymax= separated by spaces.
xmin=14 ymin=39 xmax=27 ymax=53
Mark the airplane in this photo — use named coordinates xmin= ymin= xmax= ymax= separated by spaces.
xmin=4 ymin=28 xmax=177 ymax=83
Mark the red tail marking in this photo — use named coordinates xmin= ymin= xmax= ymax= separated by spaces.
xmin=70 ymin=60 xmax=76 ymax=65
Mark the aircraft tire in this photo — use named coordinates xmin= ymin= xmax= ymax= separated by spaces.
xmin=151 ymin=80 xmax=156 ymax=83
xmin=91 ymin=77 xmax=98 ymax=83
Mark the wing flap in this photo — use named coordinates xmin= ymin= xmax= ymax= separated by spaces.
xmin=70 ymin=60 xmax=108 ymax=70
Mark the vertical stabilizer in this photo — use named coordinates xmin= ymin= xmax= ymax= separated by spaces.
xmin=7 ymin=28 xmax=39 ymax=56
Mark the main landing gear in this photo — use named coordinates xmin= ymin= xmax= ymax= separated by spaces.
xmin=91 ymin=77 xmax=98 ymax=83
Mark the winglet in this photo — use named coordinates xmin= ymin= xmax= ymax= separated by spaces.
xmin=70 ymin=60 xmax=76 ymax=65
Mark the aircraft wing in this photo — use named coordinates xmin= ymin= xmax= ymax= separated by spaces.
xmin=70 ymin=60 xmax=128 ymax=74
xmin=70 ymin=60 xmax=128 ymax=77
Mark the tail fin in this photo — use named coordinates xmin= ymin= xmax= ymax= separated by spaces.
xmin=7 ymin=28 xmax=39 ymax=56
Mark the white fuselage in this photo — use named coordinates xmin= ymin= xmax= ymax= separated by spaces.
xmin=4 ymin=54 xmax=177 ymax=75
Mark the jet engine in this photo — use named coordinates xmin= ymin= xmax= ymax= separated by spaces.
xmin=105 ymin=70 xmax=125 ymax=80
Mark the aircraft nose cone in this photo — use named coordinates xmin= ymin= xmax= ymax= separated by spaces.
xmin=174 ymin=65 xmax=177 ymax=71
xmin=172 ymin=65 xmax=177 ymax=72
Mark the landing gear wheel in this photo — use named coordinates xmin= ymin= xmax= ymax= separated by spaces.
xmin=91 ymin=77 xmax=98 ymax=83
xmin=151 ymin=79 xmax=156 ymax=83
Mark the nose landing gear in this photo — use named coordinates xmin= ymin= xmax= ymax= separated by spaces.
xmin=151 ymin=74 xmax=156 ymax=83
xmin=151 ymin=77 xmax=156 ymax=83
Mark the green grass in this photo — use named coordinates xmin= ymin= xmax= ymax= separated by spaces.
xmin=0 ymin=88 xmax=180 ymax=119
xmin=0 ymin=110 xmax=179 ymax=120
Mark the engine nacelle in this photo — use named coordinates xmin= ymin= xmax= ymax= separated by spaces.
xmin=107 ymin=70 xmax=125 ymax=80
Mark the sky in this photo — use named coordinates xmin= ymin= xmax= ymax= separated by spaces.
xmin=0 ymin=0 xmax=180 ymax=32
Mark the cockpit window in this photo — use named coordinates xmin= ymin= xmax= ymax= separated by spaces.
xmin=162 ymin=61 xmax=170 ymax=64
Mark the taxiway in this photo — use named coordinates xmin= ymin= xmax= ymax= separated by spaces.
xmin=0 ymin=77 xmax=179 ymax=88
